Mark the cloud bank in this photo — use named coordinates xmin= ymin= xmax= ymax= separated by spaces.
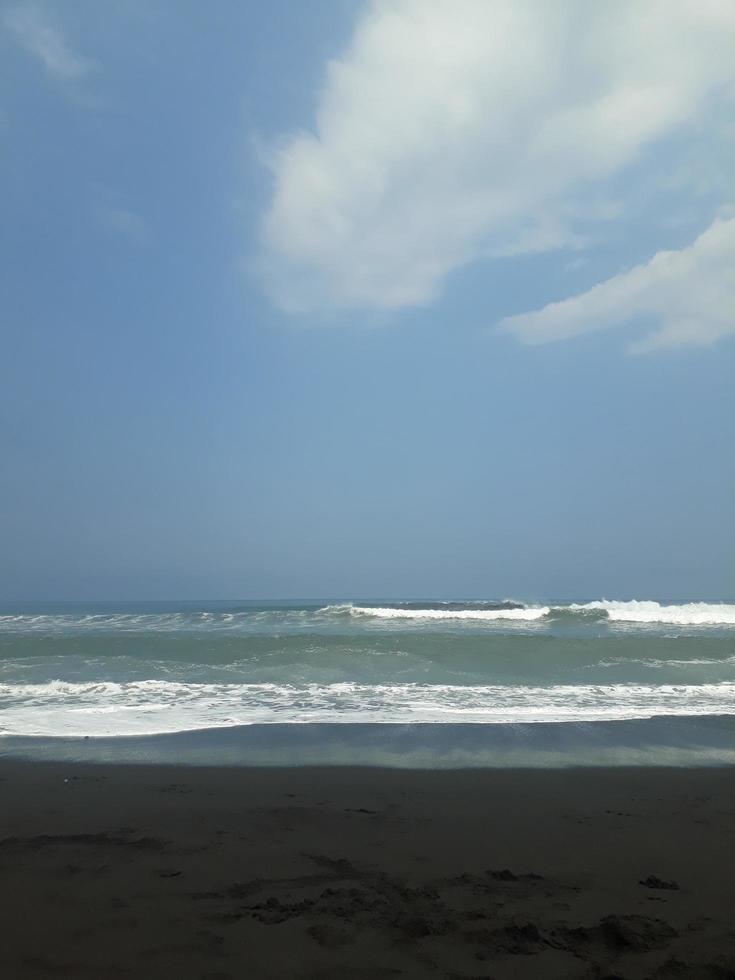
xmin=501 ymin=214 xmax=735 ymax=351
xmin=259 ymin=0 xmax=735 ymax=328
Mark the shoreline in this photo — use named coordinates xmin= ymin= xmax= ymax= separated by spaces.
xmin=2 ymin=760 xmax=735 ymax=978
xmin=2 ymin=715 xmax=734 ymax=769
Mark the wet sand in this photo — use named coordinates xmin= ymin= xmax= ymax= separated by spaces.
xmin=1 ymin=761 xmax=734 ymax=979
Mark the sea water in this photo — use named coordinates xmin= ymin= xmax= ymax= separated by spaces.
xmin=1 ymin=599 xmax=734 ymax=765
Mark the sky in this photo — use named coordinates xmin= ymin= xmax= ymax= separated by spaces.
xmin=1 ymin=0 xmax=734 ymax=601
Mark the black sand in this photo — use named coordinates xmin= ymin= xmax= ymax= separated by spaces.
xmin=1 ymin=761 xmax=734 ymax=978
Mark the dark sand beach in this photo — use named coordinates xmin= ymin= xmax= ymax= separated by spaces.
xmin=1 ymin=761 xmax=734 ymax=979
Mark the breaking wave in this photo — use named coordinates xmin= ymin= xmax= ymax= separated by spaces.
xmin=320 ymin=604 xmax=550 ymax=621
xmin=568 ymin=601 xmax=735 ymax=626
xmin=1 ymin=600 xmax=734 ymax=634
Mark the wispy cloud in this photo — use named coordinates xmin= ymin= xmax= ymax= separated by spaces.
xmin=259 ymin=0 xmax=735 ymax=317
xmin=96 ymin=204 xmax=151 ymax=246
xmin=3 ymin=1 xmax=95 ymax=80
xmin=500 ymin=214 xmax=735 ymax=352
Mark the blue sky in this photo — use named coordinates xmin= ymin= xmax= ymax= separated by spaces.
xmin=1 ymin=0 xmax=734 ymax=600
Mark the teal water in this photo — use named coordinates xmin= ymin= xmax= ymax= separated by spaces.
xmin=1 ymin=599 xmax=734 ymax=741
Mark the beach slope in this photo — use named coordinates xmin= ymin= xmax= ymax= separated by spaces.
xmin=1 ymin=761 xmax=734 ymax=979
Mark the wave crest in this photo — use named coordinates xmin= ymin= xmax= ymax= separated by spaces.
xmin=319 ymin=604 xmax=549 ymax=621
xmin=569 ymin=601 xmax=735 ymax=626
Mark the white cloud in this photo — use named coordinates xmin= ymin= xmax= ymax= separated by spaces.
xmin=259 ymin=0 xmax=735 ymax=314
xmin=499 ymin=214 xmax=735 ymax=351
xmin=3 ymin=1 xmax=94 ymax=80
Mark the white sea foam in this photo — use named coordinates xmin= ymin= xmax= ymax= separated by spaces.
xmin=0 ymin=613 xmax=199 ymax=632
xmin=322 ymin=604 xmax=550 ymax=621
xmin=1 ymin=679 xmax=734 ymax=738
xmin=0 ymin=611 xmax=295 ymax=633
xmin=568 ymin=600 xmax=735 ymax=626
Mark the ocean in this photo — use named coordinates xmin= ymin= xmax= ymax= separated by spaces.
xmin=1 ymin=599 xmax=734 ymax=766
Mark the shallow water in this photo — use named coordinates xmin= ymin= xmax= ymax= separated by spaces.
xmin=1 ymin=599 xmax=734 ymax=744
